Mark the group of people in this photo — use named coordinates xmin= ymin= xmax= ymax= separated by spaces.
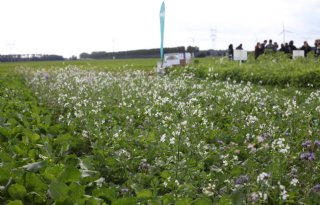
xmin=227 ymin=39 xmax=320 ymax=60
xmin=254 ymin=39 xmax=313 ymax=59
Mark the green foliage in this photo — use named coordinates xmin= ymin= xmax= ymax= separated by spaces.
xmin=7 ymin=200 xmax=24 ymax=205
xmin=8 ymin=184 xmax=27 ymax=200
xmin=48 ymin=181 xmax=69 ymax=202
xmin=191 ymin=54 xmax=320 ymax=88
xmin=1 ymin=58 xmax=320 ymax=204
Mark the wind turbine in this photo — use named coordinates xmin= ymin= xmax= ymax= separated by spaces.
xmin=279 ymin=24 xmax=292 ymax=44
xmin=188 ymin=35 xmax=196 ymax=57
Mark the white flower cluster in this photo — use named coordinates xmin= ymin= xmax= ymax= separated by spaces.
xmin=279 ymin=184 xmax=289 ymax=201
xmin=271 ymin=138 xmax=290 ymax=154
xmin=257 ymin=172 xmax=270 ymax=186
xmin=202 ymin=182 xmax=216 ymax=196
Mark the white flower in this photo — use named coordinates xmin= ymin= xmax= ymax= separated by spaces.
xmin=82 ymin=130 xmax=89 ymax=138
xmin=160 ymin=134 xmax=166 ymax=142
xmin=290 ymin=178 xmax=298 ymax=186
xmin=223 ymin=160 xmax=228 ymax=166
xmin=246 ymin=115 xmax=258 ymax=125
xmin=258 ymin=192 xmax=268 ymax=200
xmin=272 ymin=138 xmax=290 ymax=154
xmin=169 ymin=137 xmax=175 ymax=144
xmin=175 ymin=179 xmax=180 ymax=186
xmin=181 ymin=120 xmax=187 ymax=126
xmin=250 ymin=192 xmax=259 ymax=201
xmin=279 ymin=184 xmax=289 ymax=200
xmin=202 ymin=183 xmax=215 ymax=197
xmin=95 ymin=177 xmax=105 ymax=188
xmin=257 ymin=172 xmax=270 ymax=185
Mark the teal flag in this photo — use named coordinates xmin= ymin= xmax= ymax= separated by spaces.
xmin=159 ymin=2 xmax=165 ymax=61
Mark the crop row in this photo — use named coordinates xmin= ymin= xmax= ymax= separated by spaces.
xmin=193 ymin=54 xmax=320 ymax=88
xmin=1 ymin=65 xmax=317 ymax=204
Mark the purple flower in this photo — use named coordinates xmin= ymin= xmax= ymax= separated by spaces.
xmin=312 ymin=184 xmax=320 ymax=192
xmin=121 ymin=187 xmax=129 ymax=195
xmin=302 ymin=140 xmax=312 ymax=149
xmin=44 ymin=73 xmax=49 ymax=80
xmin=314 ymin=140 xmax=320 ymax=148
xmin=235 ymin=175 xmax=250 ymax=185
xmin=217 ymin=140 xmax=224 ymax=144
xmin=300 ymin=151 xmax=315 ymax=161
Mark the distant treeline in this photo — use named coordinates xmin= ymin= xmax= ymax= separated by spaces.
xmin=0 ymin=54 xmax=66 ymax=62
xmin=79 ymin=46 xmax=226 ymax=59
xmin=0 ymin=46 xmax=227 ymax=62
xmin=80 ymin=46 xmax=189 ymax=59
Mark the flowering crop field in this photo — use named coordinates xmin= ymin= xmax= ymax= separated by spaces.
xmin=1 ymin=59 xmax=320 ymax=204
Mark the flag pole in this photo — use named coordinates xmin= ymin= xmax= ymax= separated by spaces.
xmin=160 ymin=2 xmax=165 ymax=66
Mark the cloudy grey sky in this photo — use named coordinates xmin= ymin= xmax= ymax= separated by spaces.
xmin=1 ymin=0 xmax=320 ymax=57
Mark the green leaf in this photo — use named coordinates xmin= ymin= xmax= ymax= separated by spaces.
xmin=7 ymin=200 xmax=24 ymax=205
xmin=175 ymin=198 xmax=193 ymax=205
xmin=0 ymin=150 xmax=12 ymax=162
xmin=230 ymin=166 xmax=243 ymax=177
xmin=0 ymin=167 xmax=10 ymax=185
xmin=48 ymin=181 xmax=69 ymax=202
xmin=112 ymin=197 xmax=137 ymax=205
xmin=231 ymin=191 xmax=245 ymax=205
xmin=43 ymin=115 xmax=52 ymax=128
xmin=0 ymin=127 xmax=11 ymax=138
xmin=16 ymin=113 xmax=30 ymax=128
xmin=57 ymin=165 xmax=81 ymax=183
xmin=55 ymin=133 xmax=73 ymax=144
xmin=30 ymin=133 xmax=40 ymax=143
xmin=43 ymin=164 xmax=64 ymax=181
xmin=23 ymin=129 xmax=40 ymax=144
xmin=136 ymin=189 xmax=152 ymax=199
xmin=47 ymin=124 xmax=62 ymax=135
xmin=13 ymin=145 xmax=24 ymax=155
xmin=8 ymin=184 xmax=27 ymax=199
xmin=160 ymin=170 xmax=171 ymax=179
xmin=218 ymin=195 xmax=233 ymax=205
xmin=161 ymin=193 xmax=174 ymax=205
xmin=25 ymin=172 xmax=47 ymax=192
xmin=92 ymin=187 xmax=117 ymax=203
xmin=193 ymin=198 xmax=212 ymax=205
xmin=85 ymin=197 xmax=104 ymax=205
xmin=68 ymin=182 xmax=85 ymax=200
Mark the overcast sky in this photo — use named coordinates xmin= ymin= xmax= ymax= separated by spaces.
xmin=1 ymin=0 xmax=320 ymax=57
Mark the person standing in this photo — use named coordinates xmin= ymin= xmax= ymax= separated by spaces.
xmin=289 ymin=40 xmax=297 ymax=52
xmin=236 ymin=44 xmax=243 ymax=50
xmin=265 ymin=39 xmax=274 ymax=50
xmin=315 ymin=39 xmax=320 ymax=57
xmin=300 ymin=41 xmax=312 ymax=57
xmin=273 ymin=42 xmax=279 ymax=51
xmin=254 ymin=42 xmax=261 ymax=60
xmin=260 ymin=40 xmax=267 ymax=54
xmin=228 ymin=44 xmax=234 ymax=60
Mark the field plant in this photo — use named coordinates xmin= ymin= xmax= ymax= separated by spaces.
xmin=194 ymin=53 xmax=320 ymax=88
xmin=0 ymin=62 xmax=317 ymax=204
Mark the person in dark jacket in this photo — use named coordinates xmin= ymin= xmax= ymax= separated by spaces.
xmin=259 ymin=40 xmax=267 ymax=54
xmin=300 ymin=41 xmax=312 ymax=57
xmin=236 ymin=44 xmax=243 ymax=50
xmin=228 ymin=44 xmax=234 ymax=60
xmin=315 ymin=39 xmax=320 ymax=57
xmin=254 ymin=42 xmax=261 ymax=60
xmin=265 ymin=39 xmax=274 ymax=50
xmin=289 ymin=40 xmax=297 ymax=52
